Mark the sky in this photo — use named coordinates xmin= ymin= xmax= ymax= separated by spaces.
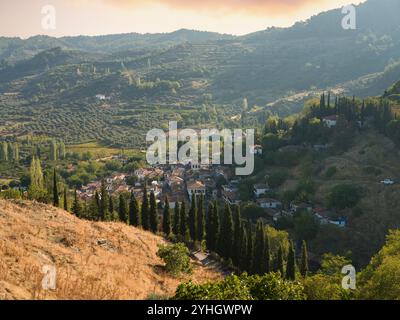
xmin=0 ymin=0 xmax=365 ymax=38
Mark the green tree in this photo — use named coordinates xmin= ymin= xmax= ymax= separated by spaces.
xmin=50 ymin=140 xmax=57 ymax=161
xmin=286 ymin=241 xmax=296 ymax=281
xmin=99 ymin=180 xmax=108 ymax=221
xmin=108 ymin=196 xmax=115 ymax=220
xmin=188 ymin=195 xmax=197 ymax=241
xmin=149 ymin=191 xmax=158 ymax=233
xmin=72 ymin=189 xmax=82 ymax=217
xmin=253 ymin=220 xmax=266 ymax=275
xmin=58 ymin=141 xmax=66 ymax=160
xmin=300 ymin=240 xmax=309 ymax=278
xmin=63 ymin=187 xmax=68 ymax=211
xmin=232 ymin=206 xmax=242 ymax=266
xmin=173 ymin=202 xmax=180 ymax=236
xmin=218 ymin=204 xmax=234 ymax=260
xmin=163 ymin=197 xmax=172 ymax=236
xmin=206 ymin=202 xmax=219 ymax=252
xmin=239 ymin=224 xmax=248 ymax=271
xmin=179 ymin=201 xmax=189 ymax=242
xmin=118 ymin=194 xmax=128 ymax=223
xmin=265 ymin=234 xmax=271 ymax=274
xmin=157 ymin=243 xmax=192 ymax=276
xmin=276 ymin=245 xmax=285 ymax=276
xmin=196 ymin=195 xmax=205 ymax=241
xmin=0 ymin=142 xmax=8 ymax=162
xmin=13 ymin=142 xmax=19 ymax=162
xmin=141 ymin=184 xmax=150 ymax=230
xmin=7 ymin=142 xmax=13 ymax=162
xmin=52 ymin=168 xmax=59 ymax=207
xmin=129 ymin=192 xmax=140 ymax=227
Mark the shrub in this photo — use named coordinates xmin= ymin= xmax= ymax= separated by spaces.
xmin=157 ymin=243 xmax=192 ymax=276
xmin=174 ymin=273 xmax=306 ymax=300
xmin=325 ymin=166 xmax=337 ymax=178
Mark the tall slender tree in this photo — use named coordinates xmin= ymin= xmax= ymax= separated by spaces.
xmin=253 ymin=220 xmax=266 ymax=275
xmin=63 ymin=187 xmax=68 ymax=211
xmin=0 ymin=142 xmax=8 ymax=162
xmin=246 ymin=222 xmax=254 ymax=274
xmin=149 ymin=191 xmax=158 ymax=233
xmin=300 ymin=240 xmax=309 ymax=278
xmin=265 ymin=233 xmax=271 ymax=274
xmin=162 ymin=197 xmax=172 ymax=236
xmin=72 ymin=189 xmax=82 ymax=217
xmin=276 ymin=245 xmax=285 ymax=277
xmin=286 ymin=241 xmax=296 ymax=281
xmin=173 ymin=202 xmax=180 ymax=236
xmin=179 ymin=201 xmax=189 ymax=241
xmin=188 ymin=195 xmax=197 ymax=241
xmin=232 ymin=206 xmax=242 ymax=266
xmin=50 ymin=140 xmax=57 ymax=161
xmin=219 ymin=204 xmax=234 ymax=259
xmin=52 ymin=168 xmax=59 ymax=207
xmin=239 ymin=224 xmax=248 ymax=272
xmin=206 ymin=202 xmax=219 ymax=252
xmin=141 ymin=184 xmax=150 ymax=230
xmin=108 ymin=196 xmax=115 ymax=220
xmin=99 ymin=180 xmax=108 ymax=221
xmin=196 ymin=195 xmax=205 ymax=241
xmin=129 ymin=192 xmax=140 ymax=227
xmin=118 ymin=194 xmax=128 ymax=223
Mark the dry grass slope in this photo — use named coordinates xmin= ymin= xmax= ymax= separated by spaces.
xmin=0 ymin=200 xmax=221 ymax=300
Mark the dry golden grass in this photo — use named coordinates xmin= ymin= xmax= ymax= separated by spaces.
xmin=0 ymin=200 xmax=221 ymax=300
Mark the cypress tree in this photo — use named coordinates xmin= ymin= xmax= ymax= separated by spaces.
xmin=188 ymin=195 xmax=197 ymax=241
xmin=219 ymin=204 xmax=234 ymax=259
xmin=108 ymin=196 xmax=114 ymax=220
xmin=300 ymin=240 xmax=309 ymax=278
xmin=7 ymin=142 xmax=13 ymax=162
xmin=232 ymin=206 xmax=242 ymax=266
xmin=53 ymin=168 xmax=59 ymax=207
xmin=239 ymin=224 xmax=248 ymax=272
xmin=118 ymin=194 xmax=128 ymax=223
xmin=179 ymin=201 xmax=189 ymax=242
xmin=129 ymin=192 xmax=140 ymax=227
xmin=276 ymin=245 xmax=285 ymax=277
xmin=63 ymin=187 xmax=68 ymax=211
xmin=0 ymin=142 xmax=8 ymax=162
xmin=172 ymin=202 xmax=180 ymax=236
xmin=253 ymin=220 xmax=266 ymax=275
xmin=72 ymin=189 xmax=82 ymax=217
xmin=50 ymin=140 xmax=57 ymax=161
xmin=286 ymin=241 xmax=296 ymax=281
xmin=149 ymin=191 xmax=158 ymax=233
xmin=206 ymin=202 xmax=219 ymax=252
xmin=265 ymin=233 xmax=271 ymax=274
xmin=246 ymin=222 xmax=254 ymax=274
xmin=162 ymin=197 xmax=172 ymax=236
xmin=141 ymin=184 xmax=150 ymax=230
xmin=196 ymin=195 xmax=205 ymax=241
xmin=58 ymin=141 xmax=66 ymax=160
xmin=99 ymin=180 xmax=108 ymax=221
xmin=13 ymin=142 xmax=19 ymax=162
xmin=93 ymin=191 xmax=101 ymax=219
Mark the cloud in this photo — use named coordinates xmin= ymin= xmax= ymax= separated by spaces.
xmin=101 ymin=0 xmax=341 ymax=16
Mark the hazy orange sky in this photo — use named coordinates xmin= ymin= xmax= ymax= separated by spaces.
xmin=0 ymin=0 xmax=365 ymax=38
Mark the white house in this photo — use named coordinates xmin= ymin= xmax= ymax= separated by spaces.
xmin=322 ymin=115 xmax=338 ymax=128
xmin=253 ymin=184 xmax=270 ymax=197
xmin=187 ymin=180 xmax=206 ymax=201
xmin=257 ymin=198 xmax=282 ymax=209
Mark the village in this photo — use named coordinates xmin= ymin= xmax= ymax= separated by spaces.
xmin=75 ymin=140 xmax=347 ymax=229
